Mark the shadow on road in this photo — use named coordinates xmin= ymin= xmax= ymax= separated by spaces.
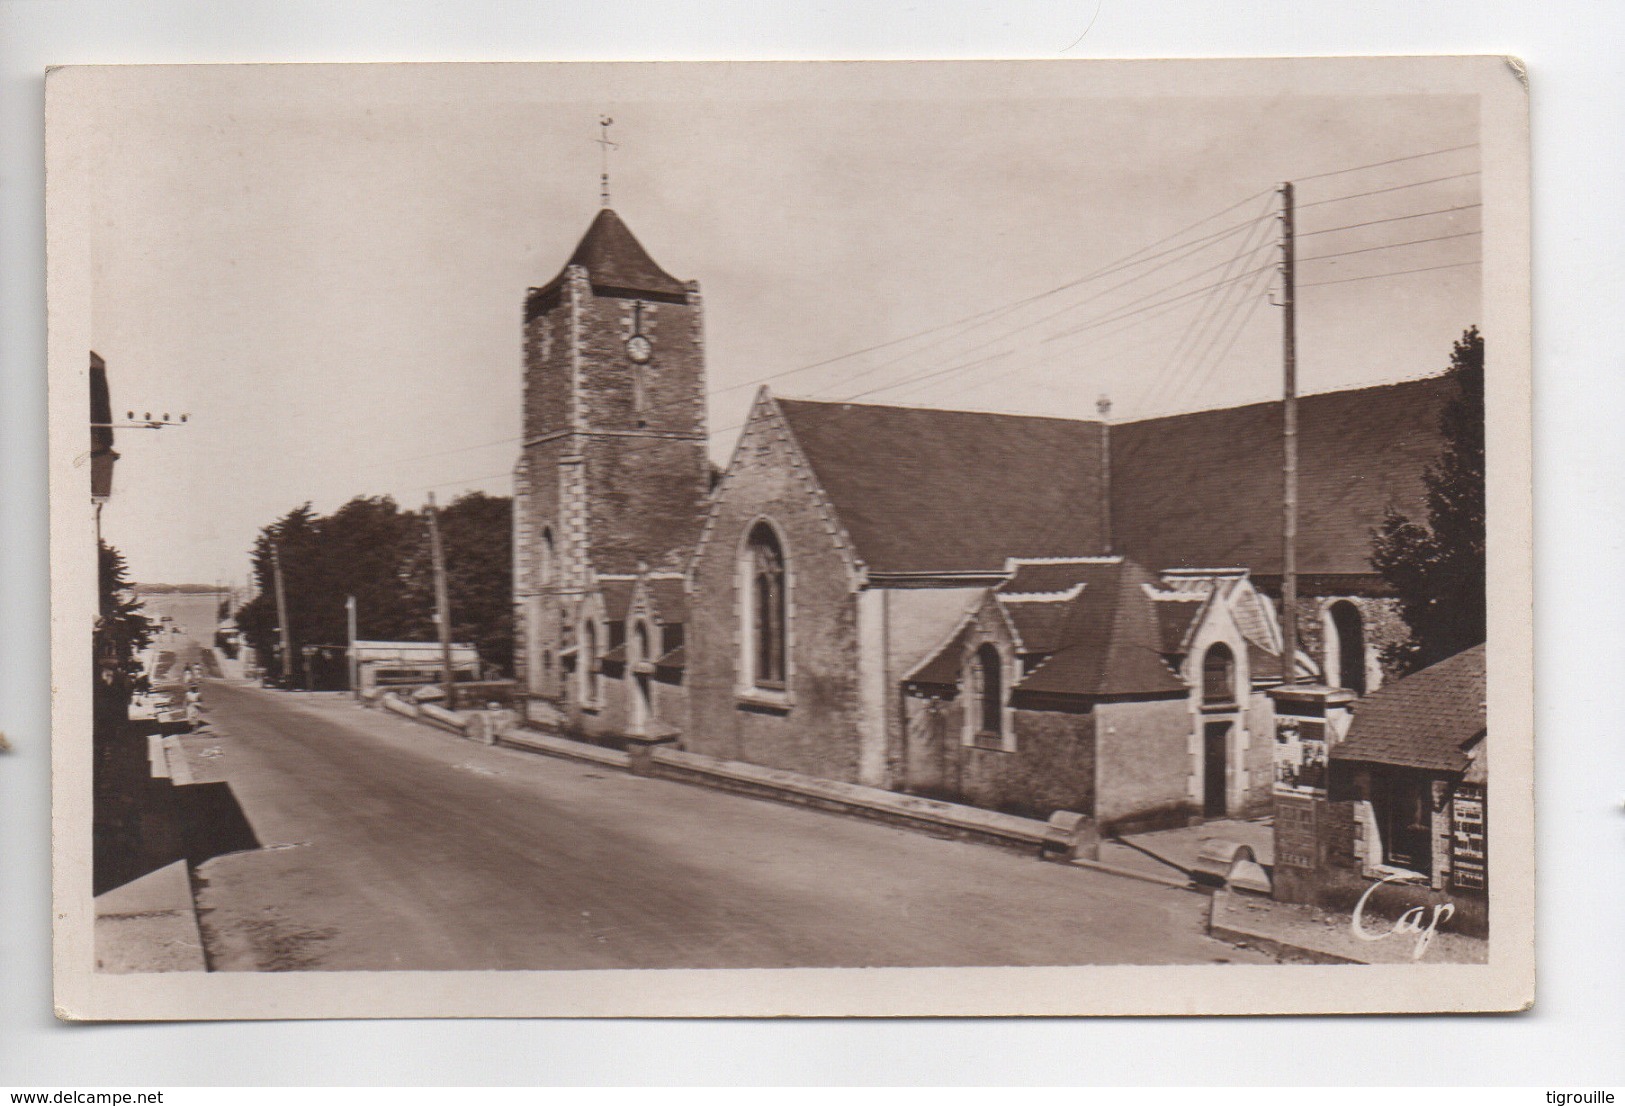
xmin=94 ymin=714 xmax=261 ymax=896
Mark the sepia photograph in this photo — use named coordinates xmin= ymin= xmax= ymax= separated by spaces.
xmin=47 ymin=57 xmax=1532 ymax=1019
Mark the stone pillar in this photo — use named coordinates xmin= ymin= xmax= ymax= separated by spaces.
xmin=1268 ymin=683 xmax=1355 ymax=905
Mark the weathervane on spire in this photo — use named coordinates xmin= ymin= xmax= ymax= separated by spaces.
xmin=596 ymin=115 xmax=617 ymax=207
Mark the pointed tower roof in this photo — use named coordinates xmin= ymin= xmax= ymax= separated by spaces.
xmin=549 ymin=208 xmax=688 ymax=296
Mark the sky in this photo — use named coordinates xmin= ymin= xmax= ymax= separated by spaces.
xmin=84 ymin=63 xmax=1481 ymax=585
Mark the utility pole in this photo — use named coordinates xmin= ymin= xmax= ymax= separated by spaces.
xmin=426 ymin=493 xmax=455 ymax=708
xmin=1097 ymin=394 xmax=1113 ymax=555
xmin=270 ymin=540 xmax=297 ymax=689
xmin=1279 ymin=181 xmax=1299 ymax=687
xmin=345 ymin=594 xmax=360 ymax=700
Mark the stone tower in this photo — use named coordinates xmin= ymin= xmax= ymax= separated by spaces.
xmin=513 ymin=208 xmax=710 ymax=703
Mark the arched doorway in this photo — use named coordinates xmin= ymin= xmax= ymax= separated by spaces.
xmin=1200 ymin=643 xmax=1237 ymax=818
xmin=1330 ymin=601 xmax=1366 ymax=695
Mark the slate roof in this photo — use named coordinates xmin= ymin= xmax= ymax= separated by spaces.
xmin=768 ymin=375 xmax=1450 ymax=580
xmin=907 ymin=625 xmax=971 ymax=687
xmin=775 ymin=399 xmax=1105 ymax=575
xmin=1003 ymin=601 xmax=1073 ymax=653
xmin=547 ymin=208 xmax=688 ymax=297
xmin=645 ymin=578 xmax=688 ymax=624
xmin=1332 ymin=643 xmax=1486 ymax=773
xmin=1111 ymin=375 xmax=1454 ymax=575
xmin=1014 ymin=559 xmax=1186 ymax=698
xmin=598 ymin=579 xmax=636 ymax=621
xmin=1153 ymin=598 xmax=1203 ymax=654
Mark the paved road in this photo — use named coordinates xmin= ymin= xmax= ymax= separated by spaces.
xmin=181 ymin=680 xmax=1270 ymax=971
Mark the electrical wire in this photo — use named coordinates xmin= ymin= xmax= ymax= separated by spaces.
xmin=1299 ymin=228 xmax=1482 ymax=264
xmin=1297 ymin=203 xmax=1482 ymax=239
xmin=1294 ymin=142 xmax=1479 ymax=182
xmin=1297 ymin=258 xmax=1481 ymax=289
xmin=1297 ymin=170 xmax=1481 ymax=210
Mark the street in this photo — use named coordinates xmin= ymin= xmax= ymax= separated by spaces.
xmin=174 ymin=678 xmax=1270 ymax=971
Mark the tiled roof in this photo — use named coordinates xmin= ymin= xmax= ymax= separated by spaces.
xmin=1011 ymin=559 xmax=1186 ymax=698
xmin=906 ymin=625 xmax=971 ymax=687
xmin=768 ymin=376 xmax=1449 ymax=579
xmin=775 ymin=398 xmax=1105 ymax=575
xmin=1245 ymin=639 xmax=1283 ymax=683
xmin=548 ymin=208 xmax=688 ymax=297
xmin=1153 ymin=599 xmax=1202 ymax=654
xmin=1003 ymin=560 xmax=1112 ymax=595
xmin=1332 ymin=643 xmax=1486 ymax=773
xmin=1112 ymin=376 xmax=1453 ymax=575
xmin=1003 ymin=601 xmax=1073 ymax=654
xmin=599 ymin=579 xmax=635 ymax=621
xmin=646 ymin=578 xmax=688 ymax=624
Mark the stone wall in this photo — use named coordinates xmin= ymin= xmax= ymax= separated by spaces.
xmin=1095 ymin=697 xmax=1197 ymax=832
xmin=901 ymin=693 xmax=1096 ymax=821
xmin=686 ymin=402 xmax=867 ymax=781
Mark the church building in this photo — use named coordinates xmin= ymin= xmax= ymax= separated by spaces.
xmin=512 ymin=203 xmax=1459 ymax=829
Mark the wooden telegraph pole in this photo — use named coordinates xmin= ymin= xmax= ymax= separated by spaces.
xmin=345 ymin=594 xmax=360 ymax=700
xmin=1279 ymin=181 xmax=1300 ymax=687
xmin=426 ymin=493 xmax=456 ymax=708
xmin=270 ymin=540 xmax=297 ymax=688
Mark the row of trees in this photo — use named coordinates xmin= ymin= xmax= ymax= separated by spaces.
xmin=234 ymin=492 xmax=513 ymax=681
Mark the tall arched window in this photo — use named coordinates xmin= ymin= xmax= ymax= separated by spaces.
xmin=580 ymin=619 xmax=600 ymax=704
xmin=1329 ymin=601 xmax=1367 ymax=696
xmin=976 ymin=643 xmax=1004 ymax=738
xmin=539 ymin=526 xmax=555 ymax=586
xmin=1202 ymin=642 xmax=1236 ymax=706
xmin=746 ymin=524 xmax=787 ymax=689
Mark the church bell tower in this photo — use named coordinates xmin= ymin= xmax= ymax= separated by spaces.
xmin=513 ymin=207 xmax=710 ymax=701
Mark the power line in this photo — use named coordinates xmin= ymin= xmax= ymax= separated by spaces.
xmin=1137 ymin=197 xmax=1280 ymax=412
xmin=351 ymin=194 xmax=1278 ymax=476
xmin=1294 ymin=142 xmax=1479 ymax=183
xmin=1149 ymin=256 xmax=1277 ymax=414
xmin=1297 ymin=258 xmax=1481 ymax=288
xmin=1297 ymin=202 xmax=1482 ymax=239
xmin=826 ymin=215 xmax=1277 ymax=400
xmin=1298 ymin=170 xmax=1481 ymax=210
xmin=807 ymin=204 xmax=1275 ymax=400
xmin=1041 ymin=260 xmax=1276 ymax=346
xmin=1179 ymin=264 xmax=1278 ymax=404
xmin=1299 ymin=228 xmax=1482 ymax=264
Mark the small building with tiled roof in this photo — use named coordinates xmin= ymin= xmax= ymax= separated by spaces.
xmin=899 ymin=558 xmax=1289 ymax=828
xmin=1324 ymin=644 xmax=1487 ymax=896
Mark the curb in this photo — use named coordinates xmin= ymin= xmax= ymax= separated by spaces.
xmin=93 ymin=859 xmax=209 ymax=973
xmin=408 ymin=711 xmax=1205 ymax=895
xmin=498 ymin=724 xmax=1199 ymax=892
xmin=1207 ymin=890 xmax=1366 ymax=965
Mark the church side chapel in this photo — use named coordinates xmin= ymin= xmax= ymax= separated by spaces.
xmin=901 ymin=560 xmax=1290 ymax=830
xmin=513 ymin=200 xmax=1457 ymax=826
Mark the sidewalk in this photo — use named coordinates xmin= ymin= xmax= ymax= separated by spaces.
xmin=94 ymin=859 xmax=208 ymax=972
xmin=1210 ymin=887 xmax=1489 ymax=964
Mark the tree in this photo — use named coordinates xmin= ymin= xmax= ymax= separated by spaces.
xmin=235 ymin=492 xmax=514 ymax=683
xmin=400 ymin=492 xmax=514 ymax=677
xmin=1370 ymin=327 xmax=1486 ymax=675
xmin=95 ymin=540 xmax=157 ymax=726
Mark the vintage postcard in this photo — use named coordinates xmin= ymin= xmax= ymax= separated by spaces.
xmin=49 ymin=57 xmax=1532 ymax=1019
